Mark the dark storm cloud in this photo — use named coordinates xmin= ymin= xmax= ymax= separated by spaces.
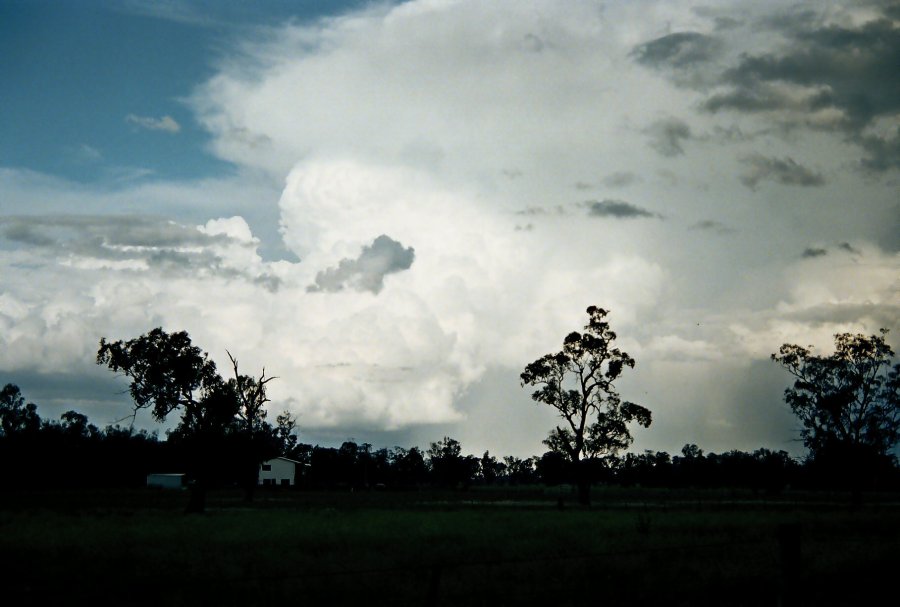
xmin=0 ymin=215 xmax=280 ymax=289
xmin=858 ymin=131 xmax=900 ymax=173
xmin=882 ymin=0 xmax=900 ymax=20
xmin=770 ymin=20 xmax=899 ymax=127
xmin=632 ymin=32 xmax=720 ymax=69
xmin=631 ymin=4 xmax=900 ymax=171
xmin=739 ymin=154 xmax=825 ymax=190
xmin=585 ymin=199 xmax=659 ymax=220
xmin=646 ymin=117 xmax=693 ymax=157
xmin=802 ymin=242 xmax=863 ymax=258
xmin=308 ymin=234 xmax=415 ymax=294
xmin=631 ymin=32 xmax=722 ymax=88
xmin=801 ymin=247 xmax=828 ymax=258
xmin=2 ymin=222 xmax=56 ymax=246
xmin=702 ymin=13 xmax=900 ymax=170
xmin=690 ymin=220 xmax=736 ymax=235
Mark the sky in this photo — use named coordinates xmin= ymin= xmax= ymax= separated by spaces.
xmin=1 ymin=0 xmax=898 ymax=458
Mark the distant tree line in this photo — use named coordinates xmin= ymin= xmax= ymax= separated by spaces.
xmin=3 ymin=383 xmax=898 ymax=493
xmin=0 ymin=383 xmax=166 ymax=488
xmin=0 ymin=381 xmax=297 ymax=491
xmin=2 ymin=316 xmax=897 ymax=500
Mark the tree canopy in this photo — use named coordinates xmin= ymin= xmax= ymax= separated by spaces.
xmin=521 ymin=306 xmax=651 ymax=503
xmin=427 ymin=436 xmax=479 ymax=488
xmin=97 ymin=328 xmax=224 ymax=432
xmin=772 ymin=329 xmax=900 ymax=462
xmin=0 ymin=383 xmax=41 ymax=437
xmin=97 ymin=327 xmax=282 ymax=509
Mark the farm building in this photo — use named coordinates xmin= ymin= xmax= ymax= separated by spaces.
xmin=258 ymin=457 xmax=304 ymax=486
xmin=146 ymin=473 xmax=186 ymax=489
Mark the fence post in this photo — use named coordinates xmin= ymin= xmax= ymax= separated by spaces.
xmin=776 ymin=523 xmax=801 ymax=607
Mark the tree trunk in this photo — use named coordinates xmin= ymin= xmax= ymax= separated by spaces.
xmin=575 ymin=459 xmax=591 ymax=506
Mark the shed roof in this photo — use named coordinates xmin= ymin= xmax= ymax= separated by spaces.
xmin=263 ymin=456 xmax=305 ymax=465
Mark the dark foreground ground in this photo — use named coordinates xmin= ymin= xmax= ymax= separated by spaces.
xmin=1 ymin=485 xmax=897 ymax=606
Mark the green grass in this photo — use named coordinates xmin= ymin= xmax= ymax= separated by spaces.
xmin=1 ymin=487 xmax=897 ymax=606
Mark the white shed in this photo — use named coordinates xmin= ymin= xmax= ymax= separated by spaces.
xmin=258 ymin=457 xmax=302 ymax=486
xmin=147 ymin=473 xmax=186 ymax=489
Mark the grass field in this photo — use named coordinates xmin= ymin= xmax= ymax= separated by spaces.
xmin=2 ymin=486 xmax=897 ymax=606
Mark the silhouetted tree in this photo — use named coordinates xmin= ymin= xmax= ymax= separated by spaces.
xmin=0 ymin=385 xmax=180 ymax=489
xmin=0 ymin=384 xmax=41 ymax=437
xmin=390 ymin=446 xmax=429 ymax=487
xmin=521 ymin=306 xmax=651 ymax=504
xmin=672 ymin=443 xmax=706 ymax=487
xmin=0 ymin=385 xmax=43 ymax=487
xmin=617 ymin=450 xmax=672 ymax=487
xmin=369 ymin=448 xmax=393 ymax=487
xmin=428 ymin=437 xmax=479 ymax=488
xmin=479 ymin=451 xmax=505 ymax=484
xmin=308 ymin=446 xmax=341 ymax=488
xmin=681 ymin=443 xmax=703 ymax=459
xmin=773 ymin=329 xmax=900 ymax=492
xmin=97 ymin=328 xmax=238 ymax=512
xmin=356 ymin=442 xmax=374 ymax=488
xmin=58 ymin=410 xmax=98 ymax=439
xmin=536 ymin=451 xmax=569 ymax=486
xmin=288 ymin=441 xmax=314 ymax=466
xmin=95 ymin=423 xmax=166 ymax=487
xmin=665 ymin=443 xmax=803 ymax=491
xmin=338 ymin=440 xmax=362 ymax=487
xmin=274 ymin=410 xmax=299 ymax=456
xmin=503 ymin=455 xmax=539 ymax=485
xmin=751 ymin=448 xmax=795 ymax=494
xmin=226 ymin=350 xmax=278 ymax=500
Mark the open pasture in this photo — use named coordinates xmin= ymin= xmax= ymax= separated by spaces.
xmin=1 ymin=487 xmax=897 ymax=606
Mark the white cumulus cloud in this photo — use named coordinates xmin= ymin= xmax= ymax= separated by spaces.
xmin=3 ymin=0 xmax=899 ymax=455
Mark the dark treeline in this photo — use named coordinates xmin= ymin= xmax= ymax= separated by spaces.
xmin=3 ymin=383 xmax=898 ymax=493
xmin=0 ymin=382 xmax=287 ymax=490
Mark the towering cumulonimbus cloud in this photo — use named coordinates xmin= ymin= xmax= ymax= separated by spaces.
xmin=1 ymin=0 xmax=899 ymax=455
xmin=258 ymin=158 xmax=670 ymax=429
